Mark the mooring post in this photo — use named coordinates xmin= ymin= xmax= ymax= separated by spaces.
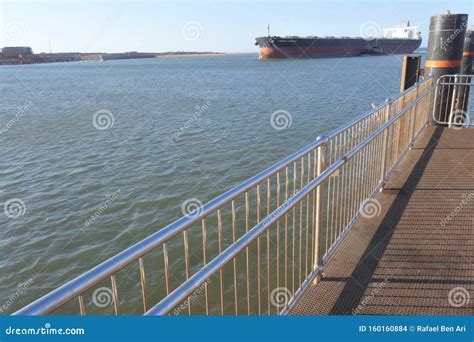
xmin=426 ymin=11 xmax=468 ymax=125
xmin=457 ymin=29 xmax=474 ymax=115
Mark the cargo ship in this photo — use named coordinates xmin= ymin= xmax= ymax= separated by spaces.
xmin=255 ymin=21 xmax=422 ymax=59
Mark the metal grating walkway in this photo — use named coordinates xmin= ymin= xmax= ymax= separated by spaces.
xmin=290 ymin=126 xmax=474 ymax=315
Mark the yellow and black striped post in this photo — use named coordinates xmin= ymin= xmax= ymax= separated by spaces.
xmin=426 ymin=11 xmax=468 ymax=124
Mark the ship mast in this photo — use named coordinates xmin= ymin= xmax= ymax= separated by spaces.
xmin=267 ymin=24 xmax=270 ymax=37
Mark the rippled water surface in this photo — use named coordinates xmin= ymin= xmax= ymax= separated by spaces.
xmin=0 ymin=53 xmax=412 ymax=313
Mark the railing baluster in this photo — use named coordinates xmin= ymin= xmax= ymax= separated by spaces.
xmin=266 ymin=179 xmax=271 ymax=315
xmin=217 ymin=209 xmax=224 ymax=315
xmin=183 ymin=230 xmax=191 ymax=314
xmin=256 ymin=185 xmax=261 ymax=315
xmin=276 ymin=172 xmax=281 ymax=297
xmin=110 ymin=275 xmax=120 ymax=315
xmin=380 ymin=99 xmax=391 ymax=186
xmin=231 ymin=200 xmax=238 ymax=315
xmin=245 ymin=192 xmax=251 ymax=315
xmin=139 ymin=257 xmax=148 ymax=313
xmin=284 ymin=166 xmax=289 ymax=292
xmin=78 ymin=295 xmax=86 ymax=316
xmin=305 ymin=154 xmax=311 ymax=278
xmin=292 ymin=161 xmax=297 ymax=295
xmin=163 ymin=243 xmax=170 ymax=295
xmin=201 ymin=219 xmax=209 ymax=315
xmin=299 ymin=157 xmax=304 ymax=287
xmin=314 ymin=141 xmax=326 ymax=274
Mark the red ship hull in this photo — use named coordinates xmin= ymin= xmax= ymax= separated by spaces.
xmin=255 ymin=37 xmax=422 ymax=59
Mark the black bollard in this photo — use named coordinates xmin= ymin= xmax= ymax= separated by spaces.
xmin=461 ymin=29 xmax=474 ymax=74
xmin=426 ymin=11 xmax=468 ymax=124
xmin=455 ymin=29 xmax=474 ymax=115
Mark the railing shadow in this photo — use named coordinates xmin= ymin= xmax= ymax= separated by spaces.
xmin=328 ymin=125 xmax=444 ymax=315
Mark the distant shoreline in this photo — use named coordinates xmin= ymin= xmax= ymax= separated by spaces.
xmin=156 ymin=52 xmax=226 ymax=58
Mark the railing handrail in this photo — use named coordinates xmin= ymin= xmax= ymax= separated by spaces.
xmin=144 ymin=83 xmax=435 ymax=315
xmin=13 ymin=78 xmax=431 ymax=316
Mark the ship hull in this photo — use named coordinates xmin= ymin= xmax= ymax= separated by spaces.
xmin=255 ymin=37 xmax=422 ymax=59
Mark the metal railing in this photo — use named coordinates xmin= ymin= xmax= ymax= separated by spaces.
xmin=15 ymin=77 xmax=435 ymax=316
xmin=432 ymin=74 xmax=474 ymax=128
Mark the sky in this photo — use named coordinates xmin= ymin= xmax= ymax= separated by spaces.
xmin=0 ymin=0 xmax=473 ymax=53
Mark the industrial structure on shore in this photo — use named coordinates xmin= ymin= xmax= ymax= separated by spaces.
xmin=0 ymin=46 xmax=220 ymax=65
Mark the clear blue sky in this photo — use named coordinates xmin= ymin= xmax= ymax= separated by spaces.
xmin=1 ymin=0 xmax=473 ymax=53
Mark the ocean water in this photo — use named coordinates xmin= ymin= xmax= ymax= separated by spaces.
xmin=0 ymin=53 xmax=414 ymax=314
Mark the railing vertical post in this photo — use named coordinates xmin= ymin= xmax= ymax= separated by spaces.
xmin=313 ymin=138 xmax=327 ymax=282
xmin=380 ymin=99 xmax=391 ymax=189
xmin=409 ymin=83 xmax=419 ymax=150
